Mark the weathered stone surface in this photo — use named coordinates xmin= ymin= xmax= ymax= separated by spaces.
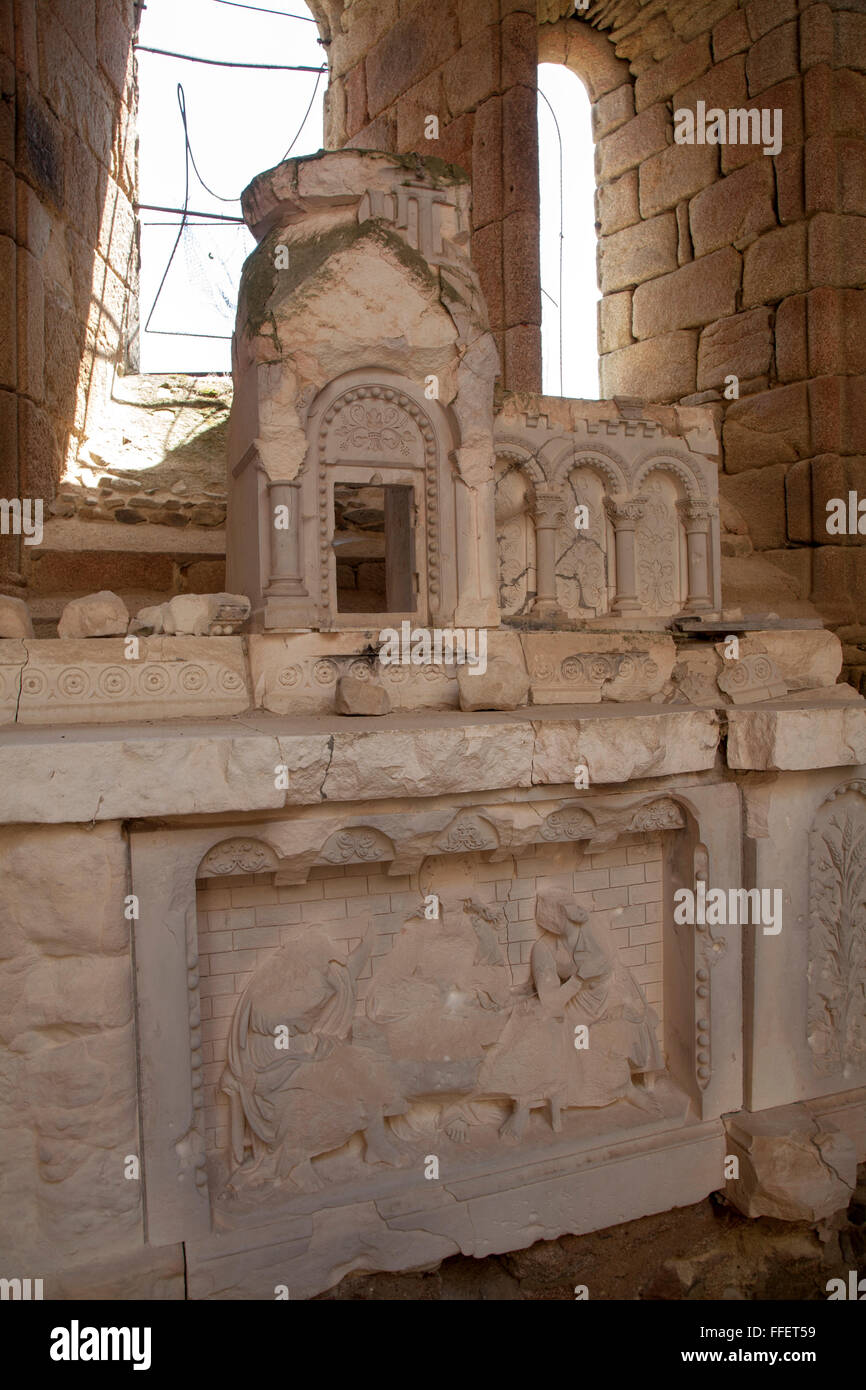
xmin=713 ymin=8 xmax=750 ymax=62
xmin=722 ymin=384 xmax=810 ymax=474
xmin=0 ymin=822 xmax=128 ymax=956
xmin=633 ymin=249 xmax=741 ymax=338
xmin=725 ymin=1103 xmax=856 ymax=1222
xmin=719 ymin=465 xmax=787 ymax=549
xmin=598 ymin=290 xmax=632 ymax=353
xmin=335 ymin=673 xmax=392 ymax=715
xmin=531 ymin=710 xmax=719 ymax=785
xmin=726 ymin=703 xmax=866 ymax=770
xmin=0 ymin=638 xmax=24 ymax=724
xmin=634 ymin=35 xmax=711 ymax=113
xmin=595 ymin=104 xmax=671 ymax=182
xmin=322 ymin=721 xmax=535 ymax=800
xmin=698 ymin=308 xmax=772 ymax=390
xmin=689 ymin=162 xmax=776 ymax=258
xmin=14 ymin=637 xmax=252 ymax=725
xmin=457 ymin=654 xmax=529 ymax=711
xmin=599 ymin=213 xmax=678 ymax=293
xmin=248 ymin=634 xmax=459 ymax=714
xmin=741 ymin=630 xmax=842 ymax=691
xmin=591 ymin=82 xmax=633 ymax=142
xmin=809 ymin=212 xmax=866 ymax=290
xmin=600 ymin=330 xmax=698 ymax=402
xmin=742 ymin=223 xmax=808 ymax=307
xmin=522 ymin=633 xmax=676 ymax=705
xmin=57 ymin=590 xmax=128 ymax=638
xmin=0 ymin=594 xmax=33 ymax=638
xmin=596 ymin=169 xmax=639 ymax=236
xmin=746 ymin=20 xmax=799 ymax=96
xmin=639 ymin=142 xmax=717 ymax=219
xmin=131 ymin=592 xmax=251 ymax=637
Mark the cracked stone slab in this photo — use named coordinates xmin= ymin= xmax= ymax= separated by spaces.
xmin=727 ymin=705 xmax=866 ymax=770
xmin=531 ymin=710 xmax=720 ymax=785
xmin=322 ymin=723 xmax=536 ymax=800
xmin=0 ymin=639 xmax=26 ymax=725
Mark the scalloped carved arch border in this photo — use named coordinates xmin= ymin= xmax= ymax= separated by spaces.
xmin=495 ymin=437 xmax=548 ymax=489
xmin=633 ymin=453 xmax=705 ymax=500
xmin=544 ymin=442 xmax=629 ymax=495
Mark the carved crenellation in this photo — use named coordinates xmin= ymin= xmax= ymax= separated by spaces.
xmin=808 ymin=781 xmax=866 ymax=1077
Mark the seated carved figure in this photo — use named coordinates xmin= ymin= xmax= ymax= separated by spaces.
xmin=221 ymin=924 xmax=405 ymax=1191
xmin=476 ymin=888 xmax=665 ymax=1140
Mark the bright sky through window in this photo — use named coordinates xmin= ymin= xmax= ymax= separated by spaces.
xmin=538 ymin=63 xmax=600 ymax=400
xmin=137 ymin=0 xmax=325 ymax=372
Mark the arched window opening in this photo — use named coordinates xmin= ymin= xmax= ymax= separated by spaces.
xmin=537 ymin=63 xmax=600 ymax=400
xmin=136 ymin=0 xmax=326 ymax=373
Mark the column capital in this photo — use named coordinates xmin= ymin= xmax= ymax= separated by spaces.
xmin=676 ymin=497 xmax=717 ymax=532
xmin=532 ymin=492 xmax=567 ymax=528
xmin=604 ymin=494 xmax=646 ymax=528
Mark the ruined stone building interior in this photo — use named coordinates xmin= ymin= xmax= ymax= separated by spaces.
xmin=2 ymin=0 xmax=866 ymax=1308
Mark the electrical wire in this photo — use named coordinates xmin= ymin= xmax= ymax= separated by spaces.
xmin=134 ymin=45 xmax=323 ymax=70
xmin=211 ymin=0 xmax=317 ymax=17
xmin=177 ymin=84 xmax=238 ymax=202
xmin=279 ymin=62 xmax=325 ymax=160
xmin=537 ymin=85 xmax=565 ymax=398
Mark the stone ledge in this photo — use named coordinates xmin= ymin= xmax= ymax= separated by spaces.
xmin=727 ymin=702 xmax=866 ymax=769
xmin=0 ymin=706 xmax=720 ymax=823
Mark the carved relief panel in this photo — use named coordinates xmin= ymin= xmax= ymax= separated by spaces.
xmin=492 ymin=403 xmax=721 ymax=625
xmin=808 ymin=781 xmax=866 ymax=1078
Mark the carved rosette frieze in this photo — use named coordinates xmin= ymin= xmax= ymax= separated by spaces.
xmin=14 ymin=653 xmax=249 ymax=724
xmin=808 ymin=781 xmax=866 ymax=1077
xmin=717 ymin=654 xmax=787 ymax=704
xmin=528 ymin=650 xmax=660 ymax=704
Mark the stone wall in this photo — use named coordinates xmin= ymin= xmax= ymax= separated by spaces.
xmin=0 ymin=0 xmax=139 ymax=596
xmin=311 ymin=0 xmax=543 ymax=391
xmin=0 ymin=820 xmax=182 ymax=1297
xmin=312 ymin=0 xmax=866 ymax=635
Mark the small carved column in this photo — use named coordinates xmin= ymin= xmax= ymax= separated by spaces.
xmin=604 ymin=496 xmax=646 ymax=615
xmin=266 ymin=480 xmax=307 ymax=596
xmin=677 ymin=498 xmax=715 ymax=613
xmin=531 ymin=493 xmax=566 ymax=616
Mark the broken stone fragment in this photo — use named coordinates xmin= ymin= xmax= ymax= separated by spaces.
xmin=457 ymin=655 xmax=530 ymax=711
xmin=724 ymin=1104 xmax=856 ymax=1223
xmin=57 ymin=591 xmax=129 ymax=638
xmin=130 ymin=593 xmax=251 ymax=637
xmin=334 ymin=673 xmax=391 ymax=715
xmin=0 ymin=595 xmax=34 ymax=638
